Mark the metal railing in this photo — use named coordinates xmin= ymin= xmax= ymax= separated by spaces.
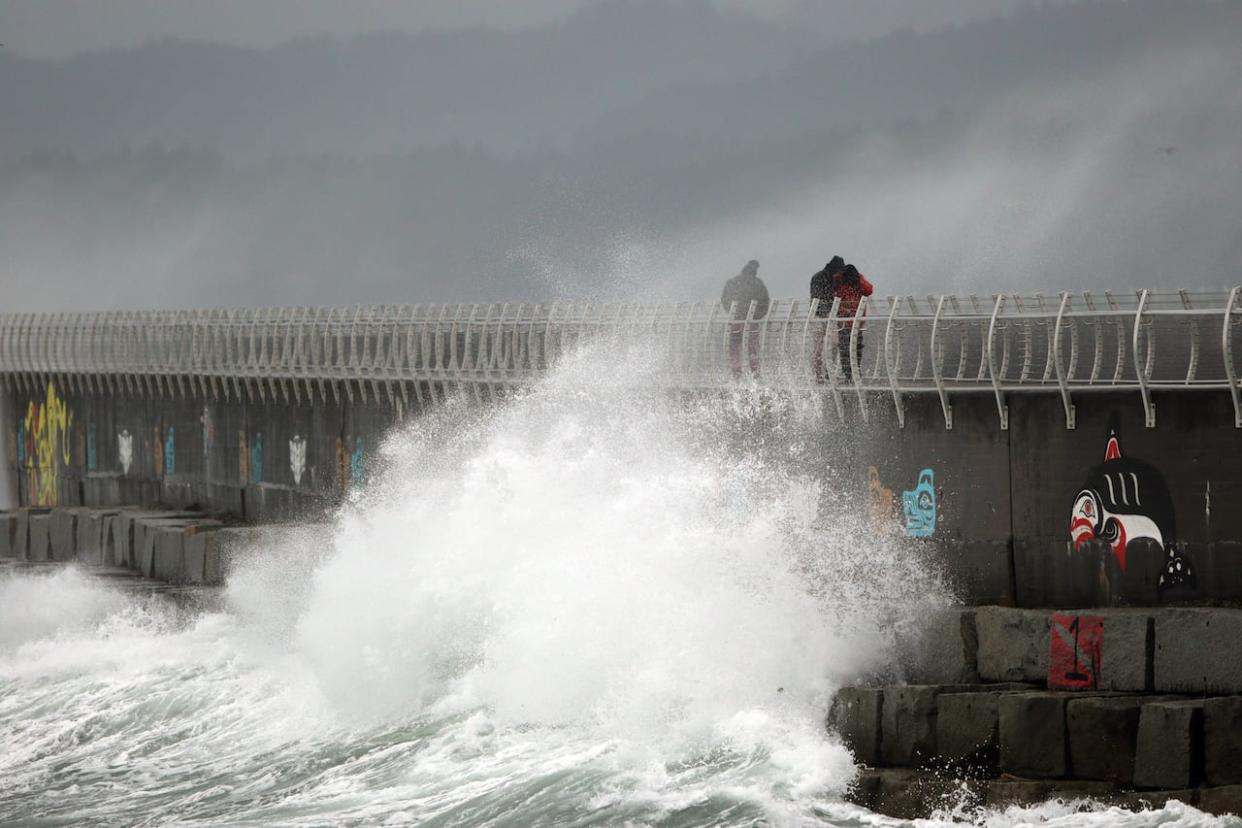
xmin=2 ymin=288 xmax=1241 ymax=429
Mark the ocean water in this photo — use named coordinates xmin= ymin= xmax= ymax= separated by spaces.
xmin=0 ymin=348 xmax=1236 ymax=827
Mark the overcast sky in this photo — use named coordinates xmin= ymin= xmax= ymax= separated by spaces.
xmin=3 ymin=0 xmax=1054 ymax=59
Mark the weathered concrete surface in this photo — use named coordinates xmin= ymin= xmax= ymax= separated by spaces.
xmin=881 ymin=686 xmax=943 ymax=767
xmin=49 ymin=508 xmax=79 ymax=562
xmin=0 ymin=512 xmax=16 ymax=558
xmin=1154 ymin=609 xmax=1242 ymax=694
xmin=28 ymin=513 xmax=51 ymax=562
xmin=1204 ymin=696 xmax=1242 ymax=787
xmin=1098 ymin=612 xmax=1154 ymax=692
xmin=998 ymin=692 xmax=1068 ymax=778
xmin=936 ymin=691 xmax=1000 ymax=767
xmin=76 ymin=508 xmax=120 ymax=565
xmin=1066 ymin=696 xmax=1150 ymax=784
xmin=151 ymin=521 xmax=223 ymax=584
xmin=897 ymin=608 xmax=979 ymax=686
xmin=976 ymin=607 xmax=1050 ymax=683
xmin=848 ymin=769 xmax=973 ymax=821
xmin=1134 ymin=699 xmax=1204 ymax=790
xmin=828 ymin=688 xmax=882 ymax=766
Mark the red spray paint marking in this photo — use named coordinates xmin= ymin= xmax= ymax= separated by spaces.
xmin=1049 ymin=614 xmax=1103 ymax=691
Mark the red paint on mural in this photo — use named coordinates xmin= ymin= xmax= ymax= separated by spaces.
xmin=1049 ymin=614 xmax=1103 ymax=691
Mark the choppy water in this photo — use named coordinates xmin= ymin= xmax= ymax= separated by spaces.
xmin=0 ymin=348 xmax=1236 ymax=826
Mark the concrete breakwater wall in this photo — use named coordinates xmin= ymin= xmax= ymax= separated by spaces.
xmin=8 ymin=378 xmax=1242 ymax=608
xmin=836 ymin=605 xmax=1242 ymax=818
xmin=0 ymin=505 xmax=324 ymax=586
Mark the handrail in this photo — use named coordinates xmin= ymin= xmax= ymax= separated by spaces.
xmin=1 ymin=290 xmax=1241 ymax=429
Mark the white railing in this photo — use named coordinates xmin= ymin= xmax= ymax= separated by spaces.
xmin=2 ymin=289 xmax=1241 ymax=428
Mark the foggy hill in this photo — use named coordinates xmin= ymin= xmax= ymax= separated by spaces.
xmin=1 ymin=0 xmax=1240 ymax=311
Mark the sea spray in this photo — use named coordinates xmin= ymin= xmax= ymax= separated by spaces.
xmin=0 ymin=344 xmax=1231 ymax=825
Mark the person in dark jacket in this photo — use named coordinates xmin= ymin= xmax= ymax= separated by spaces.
xmin=720 ymin=259 xmax=768 ymax=378
xmin=810 ymin=256 xmax=846 ymax=381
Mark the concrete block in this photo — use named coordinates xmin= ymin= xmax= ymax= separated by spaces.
xmin=1204 ymin=696 xmax=1242 ymax=787
xmin=976 ymin=607 xmax=1050 ymax=683
xmin=0 ymin=512 xmax=16 ymax=558
xmin=1199 ymin=785 xmax=1242 ymax=818
xmin=898 ymin=608 xmax=979 ymax=685
xmin=1134 ymin=699 xmax=1204 ymax=790
xmin=1098 ymin=612 xmax=1153 ymax=692
xmin=29 ymin=513 xmax=51 ymax=562
xmin=999 ymin=692 xmax=1068 ymax=778
xmin=76 ymin=510 xmax=118 ymax=566
xmin=829 ymin=687 xmax=883 ymax=766
xmin=49 ymin=509 xmax=79 ymax=562
xmin=1154 ymin=609 xmax=1242 ymax=694
xmin=881 ymin=686 xmax=941 ymax=766
xmin=153 ymin=529 xmax=185 ymax=583
xmin=1116 ymin=789 xmax=1200 ymax=811
xmin=869 ymin=768 xmax=972 ymax=821
xmin=1066 ymin=696 xmax=1146 ymax=784
xmin=937 ymin=692 xmax=1000 ymax=767
xmin=13 ymin=509 xmax=31 ymax=560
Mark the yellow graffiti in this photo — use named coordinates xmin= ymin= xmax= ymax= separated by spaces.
xmin=24 ymin=383 xmax=73 ymax=507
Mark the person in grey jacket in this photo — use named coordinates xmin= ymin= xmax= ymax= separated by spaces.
xmin=720 ymin=259 xmax=769 ymax=377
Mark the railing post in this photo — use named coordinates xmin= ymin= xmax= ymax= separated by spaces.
xmin=929 ymin=295 xmax=953 ymax=429
xmin=1133 ymin=289 xmax=1155 ymax=428
xmin=1224 ymin=286 xmax=1241 ymax=428
xmin=883 ymin=297 xmax=904 ymax=427
xmin=850 ymin=296 xmax=868 ymax=423
xmin=1053 ymin=292 xmax=1076 ymax=429
xmin=986 ymin=294 xmax=1009 ymax=430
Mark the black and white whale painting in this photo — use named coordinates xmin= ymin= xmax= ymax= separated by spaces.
xmin=1069 ymin=420 xmax=1196 ymax=596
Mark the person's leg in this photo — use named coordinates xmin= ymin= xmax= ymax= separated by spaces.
xmin=729 ymin=323 xmax=743 ymax=379
xmin=811 ymin=321 xmax=826 ymax=383
xmin=747 ymin=322 xmax=761 ymax=376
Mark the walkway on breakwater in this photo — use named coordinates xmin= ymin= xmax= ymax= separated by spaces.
xmin=835 ymin=606 xmax=1242 ymax=819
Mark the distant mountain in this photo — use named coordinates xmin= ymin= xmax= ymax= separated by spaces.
xmin=0 ymin=0 xmax=812 ymax=159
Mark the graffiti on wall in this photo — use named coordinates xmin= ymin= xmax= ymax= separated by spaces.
xmin=164 ymin=427 xmax=176 ymax=477
xmin=200 ymin=406 xmax=214 ymax=456
xmin=86 ymin=424 xmax=98 ymax=472
xmin=290 ymin=435 xmax=307 ymax=486
xmin=238 ymin=431 xmax=249 ymax=483
xmin=250 ymin=432 xmax=264 ymax=484
xmin=866 ymin=466 xmax=897 ymax=533
xmin=902 ymin=468 xmax=937 ymax=538
xmin=118 ymin=429 xmax=134 ymax=474
xmin=23 ymin=383 xmax=74 ymax=506
xmin=1069 ymin=420 xmax=1195 ymax=596
xmin=1048 ymin=614 xmax=1103 ymax=690
xmin=350 ymin=437 xmax=365 ymax=486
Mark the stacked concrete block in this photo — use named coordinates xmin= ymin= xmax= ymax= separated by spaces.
xmin=76 ymin=509 xmax=120 ymax=566
xmin=999 ymin=692 xmax=1069 ymax=778
xmin=1097 ymin=612 xmax=1154 ymax=692
xmin=1066 ymin=696 xmax=1152 ymax=784
xmin=976 ymin=607 xmax=1051 ymax=683
xmin=1154 ymin=609 xmax=1242 ymax=694
xmin=1134 ymin=699 xmax=1205 ymax=790
xmin=0 ymin=512 xmax=16 ymax=558
xmin=1204 ymin=696 xmax=1242 ymax=787
xmin=150 ymin=521 xmax=223 ymax=584
xmin=48 ymin=508 xmax=80 ymax=562
xmin=200 ymin=524 xmax=330 ymax=586
xmin=897 ymin=608 xmax=980 ymax=686
xmin=28 ymin=513 xmax=52 ymax=562
xmin=828 ymin=687 xmax=883 ymax=766
xmin=937 ymin=692 xmax=1002 ymax=767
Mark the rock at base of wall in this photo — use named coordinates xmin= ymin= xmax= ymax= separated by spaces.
xmin=850 ymin=769 xmax=976 ymax=820
xmin=1154 ymin=609 xmax=1242 ymax=694
xmin=1066 ymin=696 xmax=1149 ymax=785
xmin=999 ymin=692 xmax=1068 ymax=779
xmin=28 ymin=513 xmax=52 ymax=562
xmin=1133 ymin=699 xmax=1205 ymax=790
xmin=983 ymin=778 xmax=1119 ymax=809
xmin=976 ymin=607 xmax=1050 ymax=683
xmin=828 ymin=687 xmax=882 ymax=766
xmin=1199 ymin=785 xmax=1242 ymax=818
xmin=1204 ymin=697 xmax=1242 ymax=787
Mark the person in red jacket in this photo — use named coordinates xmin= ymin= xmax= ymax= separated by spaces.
xmin=832 ymin=264 xmax=873 ymax=381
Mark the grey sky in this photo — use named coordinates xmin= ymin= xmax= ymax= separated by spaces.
xmin=4 ymin=0 xmax=1054 ymax=59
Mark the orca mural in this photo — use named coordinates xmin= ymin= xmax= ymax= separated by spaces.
xmin=902 ymin=468 xmax=937 ymax=538
xmin=1069 ymin=419 xmax=1195 ymax=597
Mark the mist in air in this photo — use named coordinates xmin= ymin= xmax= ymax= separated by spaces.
xmin=1 ymin=0 xmax=1240 ymax=311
